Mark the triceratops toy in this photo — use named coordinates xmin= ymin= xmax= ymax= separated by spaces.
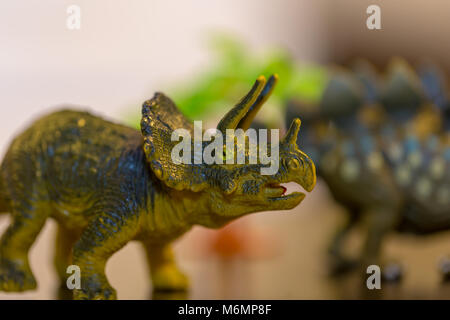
xmin=0 ymin=75 xmax=316 ymax=299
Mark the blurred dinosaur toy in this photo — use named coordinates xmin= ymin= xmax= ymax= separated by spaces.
xmin=0 ymin=75 xmax=316 ymax=299
xmin=287 ymin=58 xmax=449 ymax=280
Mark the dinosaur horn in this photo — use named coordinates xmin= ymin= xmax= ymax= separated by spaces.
xmin=217 ymin=75 xmax=266 ymax=133
xmin=236 ymin=74 xmax=278 ymax=130
xmin=282 ymin=118 xmax=301 ymax=146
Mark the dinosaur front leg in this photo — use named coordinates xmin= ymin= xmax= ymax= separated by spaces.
xmin=0 ymin=203 xmax=48 ymax=292
xmin=143 ymin=241 xmax=188 ymax=292
xmin=360 ymin=206 xmax=401 ymax=280
xmin=328 ymin=209 xmax=360 ymax=275
xmin=72 ymin=206 xmax=139 ymax=300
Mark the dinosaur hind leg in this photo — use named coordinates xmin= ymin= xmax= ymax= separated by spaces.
xmin=0 ymin=194 xmax=49 ymax=292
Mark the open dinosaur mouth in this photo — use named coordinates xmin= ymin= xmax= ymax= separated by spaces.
xmin=264 ymin=182 xmax=306 ymax=201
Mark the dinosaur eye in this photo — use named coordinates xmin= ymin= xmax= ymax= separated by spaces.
xmin=288 ymin=158 xmax=300 ymax=170
xmin=224 ymin=180 xmax=237 ymax=195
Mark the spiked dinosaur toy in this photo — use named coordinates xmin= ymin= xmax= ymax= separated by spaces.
xmin=0 ymin=75 xmax=316 ymax=299
xmin=287 ymin=59 xmax=449 ymax=280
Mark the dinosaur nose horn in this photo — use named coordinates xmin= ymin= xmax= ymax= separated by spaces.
xmin=282 ymin=118 xmax=301 ymax=146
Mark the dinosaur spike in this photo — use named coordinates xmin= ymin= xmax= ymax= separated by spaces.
xmin=283 ymin=118 xmax=301 ymax=146
xmin=217 ymin=75 xmax=266 ymax=133
xmin=381 ymin=57 xmax=424 ymax=114
xmin=237 ymin=74 xmax=278 ymax=130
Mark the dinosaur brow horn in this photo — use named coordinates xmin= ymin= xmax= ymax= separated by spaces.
xmin=282 ymin=118 xmax=301 ymax=146
xmin=237 ymin=74 xmax=278 ymax=130
xmin=217 ymin=75 xmax=266 ymax=133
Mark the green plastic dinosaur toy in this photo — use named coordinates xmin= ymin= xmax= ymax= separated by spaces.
xmin=0 ymin=75 xmax=316 ymax=299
